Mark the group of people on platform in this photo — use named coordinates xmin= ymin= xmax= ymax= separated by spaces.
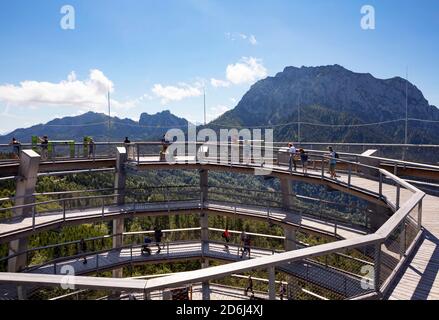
xmin=244 ymin=275 xmax=288 ymax=300
xmin=287 ymin=142 xmax=338 ymax=179
xmin=221 ymin=228 xmax=252 ymax=259
xmin=76 ymin=227 xmax=164 ymax=266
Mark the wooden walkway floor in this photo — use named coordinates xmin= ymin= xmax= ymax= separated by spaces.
xmin=386 ymin=193 xmax=439 ymax=300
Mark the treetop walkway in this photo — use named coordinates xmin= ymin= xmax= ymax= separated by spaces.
xmin=0 ymin=141 xmax=437 ymax=300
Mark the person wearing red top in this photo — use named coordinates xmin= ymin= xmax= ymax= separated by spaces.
xmin=222 ymin=228 xmax=231 ymax=250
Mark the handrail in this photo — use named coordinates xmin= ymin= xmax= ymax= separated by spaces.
xmin=0 ymin=227 xmax=284 ymax=264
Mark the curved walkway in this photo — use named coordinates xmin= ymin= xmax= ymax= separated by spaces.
xmin=0 ymin=152 xmax=438 ymax=300
xmin=0 ymin=241 xmax=368 ymax=300
xmin=0 ymin=200 xmax=367 ymax=244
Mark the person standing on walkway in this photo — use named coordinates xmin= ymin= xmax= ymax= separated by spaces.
xmin=154 ymin=226 xmax=163 ymax=254
xmin=327 ymin=146 xmax=338 ymax=179
xmin=241 ymin=234 xmax=251 ymax=259
xmin=279 ymin=283 xmax=287 ymax=300
xmin=79 ymin=238 xmax=87 ymax=264
xmin=88 ymin=138 xmax=95 ymax=159
xmin=39 ymin=135 xmax=49 ymax=160
xmin=222 ymin=228 xmax=231 ymax=250
xmin=10 ymin=137 xmax=21 ymax=159
xmin=299 ymin=149 xmax=309 ymax=174
xmin=245 ymin=275 xmax=254 ymax=296
xmin=288 ymin=143 xmax=298 ymax=172
xmin=141 ymin=236 xmax=152 ymax=256
xmin=124 ymin=137 xmax=132 ymax=158
xmin=240 ymin=230 xmax=247 ymax=251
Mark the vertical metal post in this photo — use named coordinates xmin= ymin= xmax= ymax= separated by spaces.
xmin=269 ymin=266 xmax=276 ymax=300
xmin=344 ymin=275 xmax=347 ymax=297
xmin=32 ymin=206 xmax=35 ymax=231
xmin=321 ymin=156 xmax=325 ymax=179
xmin=400 ymin=221 xmax=406 ymax=258
xmin=348 ymin=164 xmax=352 ymax=188
xmin=379 ymin=172 xmax=383 ymax=198
xmin=101 ymin=197 xmax=105 ymax=217
xmin=63 ymin=199 xmax=66 ymax=221
xmin=418 ymin=199 xmax=423 ymax=231
xmin=396 ymin=185 xmax=401 ymax=210
xmin=374 ymin=242 xmax=381 ymax=294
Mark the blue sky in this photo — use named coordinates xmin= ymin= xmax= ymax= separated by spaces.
xmin=0 ymin=0 xmax=438 ymax=134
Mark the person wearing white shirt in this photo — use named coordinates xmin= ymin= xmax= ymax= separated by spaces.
xmin=288 ymin=142 xmax=297 ymax=172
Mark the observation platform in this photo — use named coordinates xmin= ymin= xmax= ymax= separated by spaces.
xmin=0 ymin=142 xmax=438 ymax=300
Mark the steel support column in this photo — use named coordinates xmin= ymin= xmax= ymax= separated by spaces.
xmin=268 ymin=266 xmax=276 ymax=300
xmin=112 ymin=147 xmax=127 ymax=292
xmin=280 ymin=178 xmax=293 ymax=211
xmin=8 ymin=150 xmax=40 ymax=300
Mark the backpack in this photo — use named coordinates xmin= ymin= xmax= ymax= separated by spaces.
xmin=335 ymin=152 xmax=340 ymax=159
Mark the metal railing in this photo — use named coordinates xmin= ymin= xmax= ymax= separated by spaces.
xmin=0 ymin=189 xmax=373 ymax=241
xmin=1 ymin=226 xmax=379 ymax=301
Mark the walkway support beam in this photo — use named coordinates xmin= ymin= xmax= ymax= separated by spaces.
xmin=8 ymin=150 xmax=40 ymax=300
xmin=114 ymin=147 xmax=127 ymax=206
xmin=113 ymin=147 xmax=127 ymax=283
xmin=280 ymin=178 xmax=294 ymax=211
xmin=200 ymin=169 xmax=209 ymax=252
xmin=202 ymin=259 xmax=210 ymax=300
xmin=284 ymin=226 xmax=297 ymax=251
xmin=200 ymin=169 xmax=210 ymax=300
xmin=268 ymin=266 xmax=276 ymax=300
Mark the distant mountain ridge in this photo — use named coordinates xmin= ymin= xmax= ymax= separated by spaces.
xmin=210 ymin=65 xmax=439 ymax=143
xmin=2 ymin=65 xmax=439 ymax=145
xmin=0 ymin=110 xmax=189 ymax=143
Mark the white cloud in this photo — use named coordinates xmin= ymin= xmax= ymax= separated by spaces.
xmin=249 ymin=35 xmax=258 ymax=45
xmin=225 ymin=32 xmax=258 ymax=45
xmin=152 ymin=83 xmax=203 ymax=105
xmin=210 ymin=78 xmax=230 ymax=88
xmin=207 ymin=104 xmax=232 ymax=122
xmin=0 ymin=69 xmax=128 ymax=113
xmin=226 ymin=57 xmax=267 ymax=85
